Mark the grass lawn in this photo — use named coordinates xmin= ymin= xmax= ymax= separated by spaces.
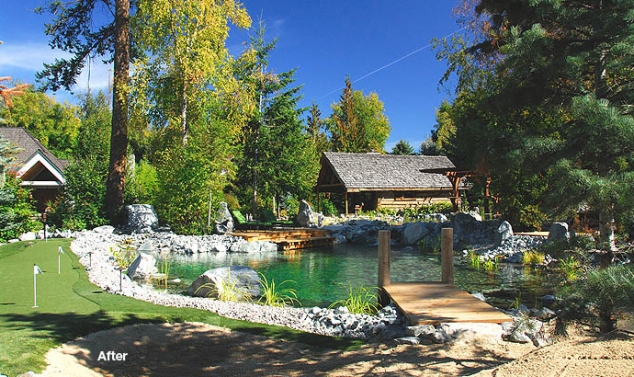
xmin=0 ymin=239 xmax=361 ymax=376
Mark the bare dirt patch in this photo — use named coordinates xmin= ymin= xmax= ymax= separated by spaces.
xmin=38 ymin=322 xmax=634 ymax=377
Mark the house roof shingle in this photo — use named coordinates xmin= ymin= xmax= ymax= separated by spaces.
xmin=0 ymin=127 xmax=68 ymax=173
xmin=321 ymin=152 xmax=456 ymax=191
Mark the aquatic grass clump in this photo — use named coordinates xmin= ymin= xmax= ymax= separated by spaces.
xmin=522 ymin=250 xmax=545 ymax=265
xmin=194 ymin=268 xmax=253 ymax=303
xmin=156 ymin=251 xmax=173 ymax=291
xmin=418 ymin=235 xmax=441 ymax=253
xmin=467 ymin=249 xmax=481 ymax=268
xmin=482 ymin=258 xmax=498 ymax=273
xmin=329 ymin=283 xmax=378 ymax=315
xmin=258 ymin=273 xmax=300 ymax=307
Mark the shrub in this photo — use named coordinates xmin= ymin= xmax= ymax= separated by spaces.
xmin=329 ymin=283 xmax=378 ymax=315
xmin=0 ymin=174 xmax=39 ymax=242
xmin=126 ymin=160 xmax=159 ymax=204
xmin=319 ymin=197 xmax=338 ymax=217
xmin=556 ymin=264 xmax=634 ymax=333
xmin=559 ymin=255 xmax=582 ymax=282
xmin=48 ymin=156 xmax=108 ymax=230
xmin=110 ymin=241 xmax=136 ymax=270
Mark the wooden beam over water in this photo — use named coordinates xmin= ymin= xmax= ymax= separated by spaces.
xmin=383 ymin=282 xmax=512 ymax=325
xmin=377 ymin=228 xmax=512 ymax=325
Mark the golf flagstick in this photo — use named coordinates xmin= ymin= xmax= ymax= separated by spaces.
xmin=33 ymin=264 xmax=44 ymax=308
xmin=58 ymin=246 xmax=64 ymax=274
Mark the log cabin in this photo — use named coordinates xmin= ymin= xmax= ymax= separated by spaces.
xmin=315 ymin=152 xmax=468 ymax=215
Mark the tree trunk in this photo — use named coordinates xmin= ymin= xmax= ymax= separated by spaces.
xmin=599 ymin=206 xmax=617 ymax=266
xmin=181 ymin=85 xmax=188 ymax=145
xmin=105 ymin=0 xmax=130 ymax=225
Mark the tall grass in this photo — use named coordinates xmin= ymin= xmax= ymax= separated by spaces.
xmin=156 ymin=251 xmax=173 ymax=291
xmin=522 ymin=250 xmax=545 ymax=265
xmin=467 ymin=249 xmax=481 ymax=268
xmin=257 ymin=273 xmax=300 ymax=307
xmin=194 ymin=268 xmax=253 ymax=302
xmin=329 ymin=283 xmax=378 ymax=315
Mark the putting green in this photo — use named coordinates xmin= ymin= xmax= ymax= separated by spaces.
xmin=0 ymin=239 xmax=361 ymax=375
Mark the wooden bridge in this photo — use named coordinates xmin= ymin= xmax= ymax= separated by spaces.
xmin=378 ymin=229 xmax=512 ymax=326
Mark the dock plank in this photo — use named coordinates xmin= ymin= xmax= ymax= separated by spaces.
xmin=383 ymin=282 xmax=512 ymax=325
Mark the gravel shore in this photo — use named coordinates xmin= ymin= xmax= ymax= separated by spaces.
xmin=70 ymin=228 xmax=405 ymax=340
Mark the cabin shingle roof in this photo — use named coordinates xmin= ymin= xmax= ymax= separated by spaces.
xmin=322 ymin=152 xmax=455 ymax=191
xmin=0 ymin=127 xmax=67 ymax=173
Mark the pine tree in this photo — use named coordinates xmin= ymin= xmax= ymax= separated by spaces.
xmin=443 ymin=0 xmax=634 ymax=239
xmin=37 ymin=0 xmax=131 ymax=224
xmin=391 ymin=140 xmax=415 ymax=155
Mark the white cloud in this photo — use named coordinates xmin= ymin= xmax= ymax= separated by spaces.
xmin=0 ymin=42 xmax=112 ymax=92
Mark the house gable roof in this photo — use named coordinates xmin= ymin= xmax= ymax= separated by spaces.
xmin=0 ymin=127 xmax=67 ymax=186
xmin=318 ymin=152 xmax=456 ymax=192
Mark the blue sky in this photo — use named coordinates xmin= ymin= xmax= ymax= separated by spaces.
xmin=1 ymin=1 xmax=462 ymax=151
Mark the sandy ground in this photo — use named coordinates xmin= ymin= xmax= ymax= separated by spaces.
xmin=37 ymin=322 xmax=634 ymax=377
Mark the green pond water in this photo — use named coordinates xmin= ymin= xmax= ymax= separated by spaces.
xmin=164 ymin=243 xmax=561 ymax=309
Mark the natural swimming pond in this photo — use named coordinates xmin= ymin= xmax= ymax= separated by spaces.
xmin=165 ymin=243 xmax=562 ymax=309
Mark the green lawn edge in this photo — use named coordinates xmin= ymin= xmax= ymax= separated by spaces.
xmin=0 ymin=240 xmax=363 ymax=375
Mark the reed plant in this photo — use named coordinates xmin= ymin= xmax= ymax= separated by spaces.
xmin=157 ymin=251 xmax=173 ymax=291
xmin=482 ymin=258 xmax=498 ymax=273
xmin=522 ymin=250 xmax=545 ymax=265
xmin=467 ymin=249 xmax=481 ymax=268
xmin=195 ymin=268 xmax=253 ymax=302
xmin=257 ymin=273 xmax=300 ymax=307
xmin=329 ymin=283 xmax=378 ymax=315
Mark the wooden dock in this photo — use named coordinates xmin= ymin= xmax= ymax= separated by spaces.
xmin=378 ymin=229 xmax=512 ymax=326
xmin=229 ymin=228 xmax=334 ymax=251
xmin=383 ymin=282 xmax=512 ymax=325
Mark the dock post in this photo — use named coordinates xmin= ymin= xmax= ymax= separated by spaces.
xmin=441 ymin=228 xmax=454 ymax=284
xmin=378 ymin=230 xmax=391 ymax=306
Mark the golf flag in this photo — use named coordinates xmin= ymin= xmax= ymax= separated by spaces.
xmin=33 ymin=264 xmax=43 ymax=308
xmin=34 ymin=264 xmax=43 ymax=275
xmin=58 ymin=246 xmax=64 ymax=274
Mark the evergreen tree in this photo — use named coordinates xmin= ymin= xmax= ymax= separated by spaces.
xmin=391 ymin=140 xmax=415 ymax=155
xmin=0 ymin=134 xmax=20 ymax=190
xmin=441 ymin=0 xmax=634 ymax=237
xmin=234 ymin=24 xmax=319 ymax=216
xmin=37 ymin=0 xmax=131 ymax=224
xmin=306 ymin=102 xmax=330 ymax=156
